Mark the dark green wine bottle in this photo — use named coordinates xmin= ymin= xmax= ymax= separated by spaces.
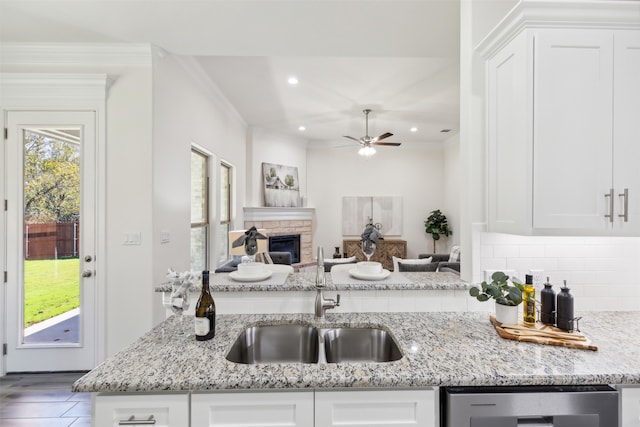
xmin=194 ymin=271 xmax=215 ymax=341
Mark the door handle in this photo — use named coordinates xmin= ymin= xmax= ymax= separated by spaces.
xmin=618 ymin=188 xmax=629 ymax=222
xmin=84 ymin=255 xmax=93 ymax=262
xmin=81 ymin=270 xmax=93 ymax=278
xmin=604 ymin=189 xmax=614 ymax=222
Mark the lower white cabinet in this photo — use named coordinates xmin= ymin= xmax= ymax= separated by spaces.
xmin=93 ymin=392 xmax=189 ymax=427
xmin=621 ymin=386 xmax=640 ymax=427
xmin=191 ymin=390 xmax=314 ymax=427
xmin=315 ymin=389 xmax=436 ymax=427
xmin=94 ymin=388 xmax=437 ymax=427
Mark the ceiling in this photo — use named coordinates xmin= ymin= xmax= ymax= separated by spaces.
xmin=0 ymin=1 xmax=461 ymax=147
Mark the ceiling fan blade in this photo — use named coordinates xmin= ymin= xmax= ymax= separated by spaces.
xmin=373 ymin=132 xmax=394 ymax=142
xmin=343 ymin=135 xmax=362 ymax=143
xmin=373 ymin=142 xmax=402 ymax=147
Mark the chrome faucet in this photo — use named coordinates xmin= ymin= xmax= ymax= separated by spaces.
xmin=315 ymin=247 xmax=340 ymax=319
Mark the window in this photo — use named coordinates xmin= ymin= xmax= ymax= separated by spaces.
xmin=217 ymin=162 xmax=232 ymax=264
xmin=190 ymin=149 xmax=209 ymax=271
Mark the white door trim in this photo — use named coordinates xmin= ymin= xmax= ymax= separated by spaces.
xmin=0 ymin=73 xmax=108 ymax=375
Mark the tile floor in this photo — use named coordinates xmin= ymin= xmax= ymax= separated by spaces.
xmin=0 ymin=372 xmax=91 ymax=427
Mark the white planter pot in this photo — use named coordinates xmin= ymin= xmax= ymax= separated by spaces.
xmin=495 ymin=303 xmax=519 ymax=325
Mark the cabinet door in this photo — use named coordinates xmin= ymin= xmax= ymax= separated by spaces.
xmin=315 ymin=389 xmax=436 ymax=427
xmin=613 ymin=30 xmax=640 ymax=234
xmin=486 ymin=31 xmax=533 ymax=234
xmin=191 ymin=391 xmax=314 ymax=427
xmin=533 ymin=30 xmax=614 ymax=231
xmin=621 ymin=387 xmax=640 ymax=427
xmin=94 ymin=393 xmax=189 ymax=427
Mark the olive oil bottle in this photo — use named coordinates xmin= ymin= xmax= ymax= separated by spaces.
xmin=523 ymin=274 xmax=536 ymax=326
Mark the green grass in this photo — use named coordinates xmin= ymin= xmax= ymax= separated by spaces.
xmin=24 ymin=258 xmax=79 ymax=328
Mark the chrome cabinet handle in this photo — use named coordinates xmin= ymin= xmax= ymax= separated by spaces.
xmin=118 ymin=415 xmax=156 ymax=425
xmin=618 ymin=188 xmax=629 ymax=222
xmin=604 ymin=189 xmax=614 ymax=222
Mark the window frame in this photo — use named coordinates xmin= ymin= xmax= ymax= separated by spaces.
xmin=190 ymin=147 xmax=210 ymax=271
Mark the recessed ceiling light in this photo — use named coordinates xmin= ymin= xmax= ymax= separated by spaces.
xmin=287 ymin=76 xmax=299 ymax=85
xmin=298 ymin=126 xmax=306 ymax=131
xmin=441 ymin=129 xmax=451 ymax=133
xmin=410 ymin=127 xmax=418 ymax=132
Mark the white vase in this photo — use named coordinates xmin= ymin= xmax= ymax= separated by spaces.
xmin=495 ymin=302 xmax=519 ymax=325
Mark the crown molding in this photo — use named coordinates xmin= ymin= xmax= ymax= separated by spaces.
xmin=0 ymin=43 xmax=152 ymax=68
xmin=476 ymin=0 xmax=640 ymax=58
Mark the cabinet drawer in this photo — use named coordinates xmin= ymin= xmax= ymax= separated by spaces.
xmin=621 ymin=387 xmax=640 ymax=427
xmin=191 ymin=391 xmax=314 ymax=427
xmin=315 ymin=389 xmax=436 ymax=427
xmin=94 ymin=393 xmax=189 ymax=427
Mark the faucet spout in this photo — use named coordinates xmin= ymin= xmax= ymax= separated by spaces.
xmin=314 ymin=246 xmax=340 ymax=319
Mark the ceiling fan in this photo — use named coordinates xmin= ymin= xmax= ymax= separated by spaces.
xmin=343 ymin=109 xmax=402 ymax=156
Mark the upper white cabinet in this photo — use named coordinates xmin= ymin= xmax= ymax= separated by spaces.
xmin=478 ymin=1 xmax=640 ymax=235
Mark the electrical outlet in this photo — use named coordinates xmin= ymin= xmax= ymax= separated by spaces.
xmin=529 ymin=269 xmax=544 ymax=288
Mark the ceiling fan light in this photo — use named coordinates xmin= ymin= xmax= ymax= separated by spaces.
xmin=358 ymin=145 xmax=376 ymax=157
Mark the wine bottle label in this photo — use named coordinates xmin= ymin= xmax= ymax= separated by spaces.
xmin=194 ymin=317 xmax=210 ymax=336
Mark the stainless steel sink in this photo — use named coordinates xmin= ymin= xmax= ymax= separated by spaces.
xmin=323 ymin=327 xmax=402 ymax=363
xmin=226 ymin=324 xmax=402 ymax=364
xmin=225 ymin=324 xmax=319 ymax=364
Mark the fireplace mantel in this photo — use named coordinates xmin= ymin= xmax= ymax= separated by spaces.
xmin=243 ymin=207 xmax=314 ymax=222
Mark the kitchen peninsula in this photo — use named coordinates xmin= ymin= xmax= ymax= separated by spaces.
xmin=74 ymin=311 xmax=640 ymax=426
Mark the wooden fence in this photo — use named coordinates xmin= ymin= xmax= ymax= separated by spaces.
xmin=24 ymin=222 xmax=79 ymax=260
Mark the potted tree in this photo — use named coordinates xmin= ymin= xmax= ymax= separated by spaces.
xmin=423 ymin=209 xmax=452 ymax=253
xmin=469 ymin=271 xmax=524 ymax=325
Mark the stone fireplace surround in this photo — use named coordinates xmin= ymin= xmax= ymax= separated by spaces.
xmin=243 ymin=207 xmax=314 ymax=265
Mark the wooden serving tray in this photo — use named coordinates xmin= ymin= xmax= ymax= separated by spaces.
xmin=490 ymin=315 xmax=597 ymax=351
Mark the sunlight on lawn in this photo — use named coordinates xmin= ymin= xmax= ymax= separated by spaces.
xmin=24 ymin=258 xmax=79 ymax=328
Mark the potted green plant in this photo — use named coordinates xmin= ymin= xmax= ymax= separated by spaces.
xmin=423 ymin=209 xmax=452 ymax=253
xmin=469 ymin=271 xmax=524 ymax=324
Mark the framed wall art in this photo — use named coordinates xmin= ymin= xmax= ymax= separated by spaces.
xmin=262 ymin=162 xmax=301 ymax=207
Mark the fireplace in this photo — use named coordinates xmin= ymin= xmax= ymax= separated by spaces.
xmin=269 ymin=234 xmax=301 ymax=264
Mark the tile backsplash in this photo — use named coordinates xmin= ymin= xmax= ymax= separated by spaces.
xmin=479 ymin=232 xmax=640 ymax=311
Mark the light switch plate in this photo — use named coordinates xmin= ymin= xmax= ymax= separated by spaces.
xmin=123 ymin=232 xmax=142 ymax=245
xmin=160 ymin=230 xmax=170 ymax=244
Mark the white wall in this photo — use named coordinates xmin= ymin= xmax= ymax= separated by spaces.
xmin=104 ymin=66 xmax=155 ymax=356
xmin=247 ymin=128 xmax=308 ymax=207
xmin=306 ymin=143 xmax=455 ymax=259
xmin=151 ymin=52 xmax=248 ymax=326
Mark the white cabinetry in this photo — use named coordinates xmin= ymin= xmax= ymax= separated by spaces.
xmin=94 ymin=389 xmax=436 ymax=427
xmin=94 ymin=392 xmax=189 ymax=427
xmin=621 ymin=386 xmax=640 ymax=427
xmin=479 ymin=1 xmax=640 ymax=235
xmin=191 ymin=391 xmax=314 ymax=427
xmin=315 ymin=389 xmax=436 ymax=427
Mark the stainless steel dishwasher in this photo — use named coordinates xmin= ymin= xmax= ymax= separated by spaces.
xmin=441 ymin=385 xmax=618 ymax=427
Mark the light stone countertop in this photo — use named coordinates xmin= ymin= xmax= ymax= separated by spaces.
xmin=73 ymin=311 xmax=640 ymax=393
xmin=155 ymin=271 xmax=470 ymax=293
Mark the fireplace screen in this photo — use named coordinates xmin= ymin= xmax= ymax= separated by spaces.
xmin=268 ymin=234 xmax=301 ymax=264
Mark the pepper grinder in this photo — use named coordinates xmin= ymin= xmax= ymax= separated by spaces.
xmin=540 ymin=277 xmax=556 ymax=326
xmin=556 ymin=280 xmax=574 ymax=332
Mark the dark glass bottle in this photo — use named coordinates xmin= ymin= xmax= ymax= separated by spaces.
xmin=333 ymin=247 xmax=342 ymax=258
xmin=194 ymin=271 xmax=215 ymax=341
xmin=540 ymin=277 xmax=556 ymax=326
xmin=556 ymin=280 xmax=574 ymax=332
xmin=523 ymin=274 xmax=536 ymax=326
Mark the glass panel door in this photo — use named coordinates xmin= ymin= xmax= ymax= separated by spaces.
xmin=6 ymin=111 xmax=96 ymax=372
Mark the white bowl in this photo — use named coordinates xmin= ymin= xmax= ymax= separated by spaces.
xmin=237 ymin=262 xmax=266 ymax=276
xmin=357 ymin=261 xmax=382 ymax=275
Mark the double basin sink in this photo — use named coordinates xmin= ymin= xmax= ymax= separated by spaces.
xmin=226 ymin=324 xmax=402 ymax=364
